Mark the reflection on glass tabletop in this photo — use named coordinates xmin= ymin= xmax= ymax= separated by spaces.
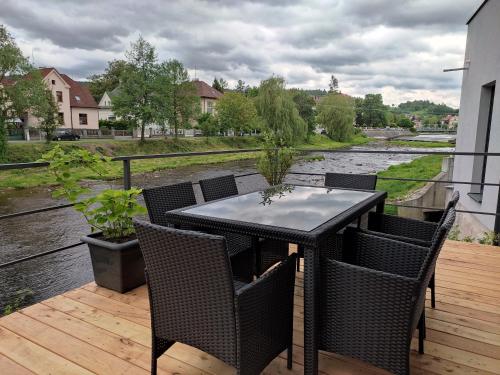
xmin=182 ymin=185 xmax=375 ymax=232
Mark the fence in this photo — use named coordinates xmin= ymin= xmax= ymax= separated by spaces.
xmin=1 ymin=148 xmax=500 ymax=271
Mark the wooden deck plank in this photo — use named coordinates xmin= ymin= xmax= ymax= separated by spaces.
xmin=0 ymin=325 xmax=94 ymax=375
xmin=0 ymin=240 xmax=499 ymax=375
xmin=0 ymin=354 xmax=36 ymax=375
xmin=0 ymin=312 xmax=149 ymax=375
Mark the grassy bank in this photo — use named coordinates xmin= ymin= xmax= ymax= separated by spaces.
xmin=386 ymin=140 xmax=453 ymax=148
xmin=1 ymin=134 xmax=370 ymax=190
xmin=376 ymin=155 xmax=444 ymax=214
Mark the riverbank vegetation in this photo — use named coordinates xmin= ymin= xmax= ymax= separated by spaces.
xmin=376 ymin=154 xmax=444 ymax=214
xmin=387 ymin=140 xmax=454 ymax=148
xmin=0 ymin=134 xmax=369 ymax=189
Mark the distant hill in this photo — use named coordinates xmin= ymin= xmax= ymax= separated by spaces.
xmin=395 ymin=100 xmax=458 ymax=116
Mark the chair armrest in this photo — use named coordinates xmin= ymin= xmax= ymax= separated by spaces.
xmin=319 ymin=257 xmax=420 ymax=368
xmin=343 ymin=228 xmax=429 ymax=278
xmin=368 ymin=212 xmax=438 ymax=243
xmin=235 ymin=253 xmax=297 ymax=373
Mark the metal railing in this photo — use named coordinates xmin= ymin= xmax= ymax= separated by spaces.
xmin=1 ymin=147 xmax=500 ymax=269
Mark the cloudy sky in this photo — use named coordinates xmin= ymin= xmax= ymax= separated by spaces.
xmin=0 ymin=0 xmax=484 ymax=107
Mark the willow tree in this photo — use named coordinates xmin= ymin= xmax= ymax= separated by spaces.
xmin=316 ymin=93 xmax=355 ymax=142
xmin=255 ymin=77 xmax=305 ymax=185
xmin=254 ymin=77 xmax=306 ymax=146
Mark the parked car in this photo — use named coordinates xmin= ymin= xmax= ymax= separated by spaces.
xmin=52 ymin=131 xmax=80 ymax=141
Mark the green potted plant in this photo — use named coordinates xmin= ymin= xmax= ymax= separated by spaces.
xmin=39 ymin=146 xmax=147 ymax=292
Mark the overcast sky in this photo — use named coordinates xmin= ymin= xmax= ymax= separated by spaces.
xmin=0 ymin=0 xmax=484 ymax=107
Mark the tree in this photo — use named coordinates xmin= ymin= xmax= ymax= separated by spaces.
xmin=360 ymin=94 xmax=388 ymax=127
xmin=254 ymin=77 xmax=306 ymax=146
xmin=0 ymin=25 xmax=52 ymax=160
xmin=34 ymin=88 xmax=59 ymax=142
xmin=112 ymin=36 xmax=160 ymax=141
xmin=157 ymin=59 xmax=200 ymax=137
xmin=87 ymin=59 xmax=128 ymax=101
xmin=215 ymin=92 xmax=259 ymax=134
xmin=197 ymin=112 xmax=218 ymax=137
xmin=354 ymin=97 xmax=364 ymax=126
xmin=328 ymin=75 xmax=339 ymax=93
xmin=235 ymin=79 xmax=248 ymax=94
xmin=291 ymin=89 xmax=316 ymax=135
xmin=316 ymin=93 xmax=355 ymax=142
xmin=212 ymin=77 xmax=228 ymax=93
xmin=398 ymin=117 xmax=413 ymax=128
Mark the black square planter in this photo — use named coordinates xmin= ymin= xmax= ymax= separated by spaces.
xmin=81 ymin=232 xmax=145 ymax=293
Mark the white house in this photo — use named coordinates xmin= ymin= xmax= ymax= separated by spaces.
xmin=97 ymin=88 xmax=118 ymax=121
xmin=453 ymin=0 xmax=500 ymax=236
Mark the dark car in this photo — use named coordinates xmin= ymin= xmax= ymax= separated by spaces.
xmin=52 ymin=131 xmax=80 ymax=141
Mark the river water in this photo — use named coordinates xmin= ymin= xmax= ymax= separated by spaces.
xmin=0 ymin=142 xmax=452 ymax=311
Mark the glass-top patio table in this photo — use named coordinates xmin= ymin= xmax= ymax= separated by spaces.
xmin=165 ymin=184 xmax=387 ymax=375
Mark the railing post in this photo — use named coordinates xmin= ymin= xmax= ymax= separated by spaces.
xmin=123 ymin=159 xmax=131 ymax=190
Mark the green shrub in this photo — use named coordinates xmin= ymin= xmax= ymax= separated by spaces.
xmin=39 ymin=146 xmax=145 ymax=240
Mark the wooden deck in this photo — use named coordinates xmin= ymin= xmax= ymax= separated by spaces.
xmin=0 ymin=240 xmax=499 ymax=374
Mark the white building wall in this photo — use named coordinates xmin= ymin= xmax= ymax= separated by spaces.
xmin=454 ymin=0 xmax=500 ymax=230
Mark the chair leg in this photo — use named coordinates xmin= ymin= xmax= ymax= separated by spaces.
xmin=287 ymin=345 xmax=293 ymax=369
xmin=430 ymin=273 xmax=436 ymax=308
xmin=418 ymin=311 xmax=425 ymax=354
xmin=151 ymin=357 xmax=157 ymax=375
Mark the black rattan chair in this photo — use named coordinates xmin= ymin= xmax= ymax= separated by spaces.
xmin=133 ymin=220 xmax=297 ymax=375
xmin=296 ymin=173 xmax=378 ymax=272
xmin=363 ymin=191 xmax=459 ymax=307
xmin=199 ymin=175 xmax=289 ymax=274
xmin=143 ymin=181 xmax=254 ymax=282
xmin=143 ymin=182 xmax=196 ymax=227
xmin=318 ymin=208 xmax=456 ymax=375
xmin=324 ymin=172 xmax=378 ymax=190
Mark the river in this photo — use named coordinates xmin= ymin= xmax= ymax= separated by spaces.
xmin=0 ymin=142 xmax=452 ymax=311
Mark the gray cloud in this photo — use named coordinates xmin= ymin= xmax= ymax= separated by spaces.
xmin=0 ymin=0 xmax=485 ymax=106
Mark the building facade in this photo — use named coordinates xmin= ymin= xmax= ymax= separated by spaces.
xmin=193 ymin=79 xmax=223 ymax=114
xmin=26 ymin=68 xmax=98 ymax=131
xmin=453 ymin=0 xmax=500 ymax=234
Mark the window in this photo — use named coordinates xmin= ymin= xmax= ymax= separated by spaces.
xmin=207 ymin=100 xmax=214 ymax=114
xmin=51 ymin=79 xmax=56 ymax=85
xmin=108 ymin=115 xmax=116 ymax=121
xmin=56 ymin=91 xmax=63 ymax=102
xmin=470 ymin=81 xmax=496 ymax=202
xmin=79 ymin=113 xmax=88 ymax=125
xmin=58 ymin=112 xmax=64 ymax=125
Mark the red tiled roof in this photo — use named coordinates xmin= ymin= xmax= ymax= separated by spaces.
xmin=193 ymin=80 xmax=223 ymax=99
xmin=60 ymin=73 xmax=97 ymax=108
xmin=2 ymin=68 xmax=97 ymax=108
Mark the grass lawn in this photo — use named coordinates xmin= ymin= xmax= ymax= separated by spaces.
xmin=376 ymin=155 xmax=444 ymax=214
xmin=386 ymin=140 xmax=454 ymax=148
xmin=0 ymin=134 xmax=370 ymax=190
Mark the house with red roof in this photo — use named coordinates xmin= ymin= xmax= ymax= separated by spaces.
xmin=24 ymin=68 xmax=98 ymax=131
xmin=193 ymin=79 xmax=223 ymax=114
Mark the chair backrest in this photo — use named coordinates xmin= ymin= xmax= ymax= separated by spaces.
xmin=143 ymin=182 xmax=197 ymax=227
xmin=411 ymin=208 xmax=455 ymax=329
xmin=436 ymin=191 xmax=460 ymax=228
xmin=133 ymin=220 xmax=238 ymax=365
xmin=420 ymin=208 xmax=455 ymax=282
xmin=199 ymin=174 xmax=238 ymax=202
xmin=324 ymin=172 xmax=378 ymax=190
